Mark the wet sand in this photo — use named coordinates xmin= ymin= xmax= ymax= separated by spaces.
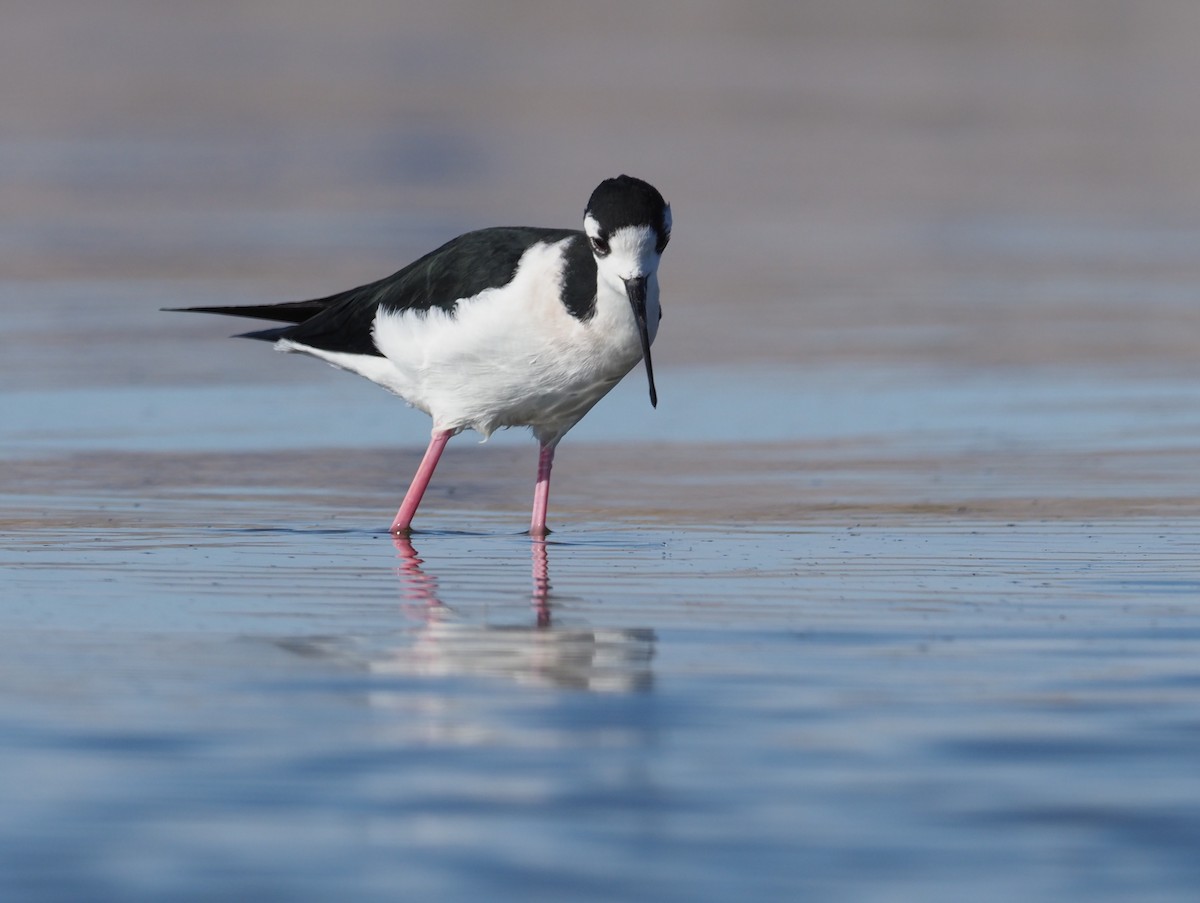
xmin=5 ymin=433 xmax=1200 ymax=533
xmin=5 ymin=2 xmax=1200 ymax=901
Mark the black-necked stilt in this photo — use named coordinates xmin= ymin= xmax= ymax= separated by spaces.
xmin=171 ymin=175 xmax=671 ymax=535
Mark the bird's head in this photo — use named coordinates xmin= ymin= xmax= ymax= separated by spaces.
xmin=583 ymin=175 xmax=670 ymax=407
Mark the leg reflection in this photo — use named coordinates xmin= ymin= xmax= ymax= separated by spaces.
xmin=384 ymin=535 xmax=654 ymax=691
xmin=392 ymin=535 xmax=447 ymax=619
xmin=532 ymin=539 xmax=551 ymax=628
xmin=393 ymin=535 xmax=553 ymax=626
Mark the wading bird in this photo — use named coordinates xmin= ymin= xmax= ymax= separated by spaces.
xmin=171 ymin=175 xmax=670 ymax=535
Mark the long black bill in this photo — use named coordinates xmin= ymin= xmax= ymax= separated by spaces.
xmin=623 ymin=276 xmax=658 ymax=408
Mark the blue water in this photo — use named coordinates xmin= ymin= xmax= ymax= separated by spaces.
xmin=9 ymin=365 xmax=1200 ymax=454
xmin=3 ymin=512 xmax=1200 ymax=901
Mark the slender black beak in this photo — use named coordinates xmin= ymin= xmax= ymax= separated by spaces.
xmin=623 ymin=276 xmax=657 ymax=408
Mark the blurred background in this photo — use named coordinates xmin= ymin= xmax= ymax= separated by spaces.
xmin=6 ymin=0 xmax=1200 ymax=392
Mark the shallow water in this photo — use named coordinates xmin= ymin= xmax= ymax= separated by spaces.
xmin=6 ymin=2 xmax=1200 ymax=900
xmin=4 ymin=514 xmax=1200 ymax=901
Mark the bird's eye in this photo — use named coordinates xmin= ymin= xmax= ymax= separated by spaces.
xmin=590 ymin=235 xmax=610 ymax=257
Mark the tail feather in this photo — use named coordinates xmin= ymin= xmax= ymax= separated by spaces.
xmin=235 ymin=325 xmax=293 ymax=343
xmin=162 ymin=300 xmax=329 ymax=325
xmin=165 ymin=287 xmax=383 ymax=355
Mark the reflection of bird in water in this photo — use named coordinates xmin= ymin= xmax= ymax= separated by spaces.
xmin=387 ymin=537 xmax=655 ymax=692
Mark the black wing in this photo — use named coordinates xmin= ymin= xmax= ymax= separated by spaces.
xmin=168 ymin=226 xmax=581 ymax=356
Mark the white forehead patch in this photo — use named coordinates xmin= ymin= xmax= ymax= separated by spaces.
xmin=609 ymin=224 xmax=657 ymax=253
xmin=584 ymin=214 xmax=603 ymax=240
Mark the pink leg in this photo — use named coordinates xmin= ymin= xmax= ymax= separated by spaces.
xmin=529 ymin=443 xmax=556 ymax=536
xmin=390 ymin=429 xmax=453 ymax=534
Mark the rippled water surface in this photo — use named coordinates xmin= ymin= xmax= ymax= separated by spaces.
xmin=6 ymin=2 xmax=1200 ymax=900
xmin=4 ymin=518 xmax=1200 ymax=901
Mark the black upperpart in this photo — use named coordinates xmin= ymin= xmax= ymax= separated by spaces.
xmin=167 ymin=177 xmax=669 ymax=357
xmin=282 ymin=227 xmax=598 ymax=353
xmin=585 ymin=176 xmax=670 ymax=250
xmin=168 ymin=226 xmax=593 ymax=356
